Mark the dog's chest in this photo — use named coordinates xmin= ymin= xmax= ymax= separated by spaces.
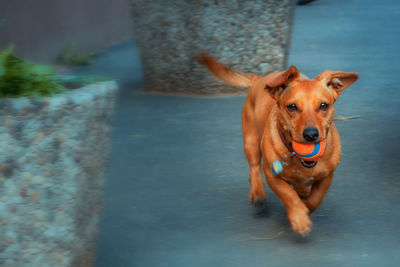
xmin=278 ymin=159 xmax=331 ymax=186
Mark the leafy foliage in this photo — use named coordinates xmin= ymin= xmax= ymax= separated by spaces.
xmin=0 ymin=46 xmax=64 ymax=97
xmin=59 ymin=75 xmax=112 ymax=85
xmin=58 ymin=44 xmax=98 ymax=66
xmin=56 ymin=74 xmax=113 ymax=89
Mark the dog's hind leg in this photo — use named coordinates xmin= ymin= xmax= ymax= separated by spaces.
xmin=242 ymin=105 xmax=266 ymax=206
xmin=304 ymin=172 xmax=334 ymax=213
xmin=293 ymin=185 xmax=311 ymax=199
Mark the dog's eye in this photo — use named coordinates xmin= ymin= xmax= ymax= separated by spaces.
xmin=320 ymin=103 xmax=329 ymax=111
xmin=287 ymin=103 xmax=298 ymax=112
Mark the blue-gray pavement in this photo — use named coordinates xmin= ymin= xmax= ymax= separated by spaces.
xmin=70 ymin=0 xmax=400 ymax=266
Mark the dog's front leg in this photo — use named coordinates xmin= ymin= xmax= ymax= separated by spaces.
xmin=304 ymin=172 xmax=334 ymax=213
xmin=264 ymin=168 xmax=312 ymax=236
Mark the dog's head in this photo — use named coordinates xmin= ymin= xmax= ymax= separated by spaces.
xmin=264 ymin=66 xmax=358 ymax=143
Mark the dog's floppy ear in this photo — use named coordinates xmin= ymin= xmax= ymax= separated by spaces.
xmin=316 ymin=71 xmax=359 ymax=97
xmin=264 ymin=66 xmax=299 ymax=100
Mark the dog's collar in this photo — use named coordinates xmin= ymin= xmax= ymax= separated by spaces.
xmin=276 ymin=121 xmax=293 ymax=153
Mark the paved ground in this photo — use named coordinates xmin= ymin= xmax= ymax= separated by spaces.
xmin=70 ymin=0 xmax=400 ymax=266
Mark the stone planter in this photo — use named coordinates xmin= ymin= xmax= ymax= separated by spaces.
xmin=130 ymin=0 xmax=296 ymax=95
xmin=0 ymin=81 xmax=118 ymax=266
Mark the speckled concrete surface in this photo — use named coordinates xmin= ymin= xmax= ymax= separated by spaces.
xmin=131 ymin=0 xmax=295 ymax=95
xmin=0 ymin=82 xmax=117 ymax=266
xmin=93 ymin=0 xmax=400 ymax=266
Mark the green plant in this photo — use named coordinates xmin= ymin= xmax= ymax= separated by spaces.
xmin=0 ymin=46 xmax=64 ymax=97
xmin=54 ymin=74 xmax=113 ymax=90
xmin=58 ymin=44 xmax=98 ymax=66
xmin=0 ymin=46 xmax=113 ymax=98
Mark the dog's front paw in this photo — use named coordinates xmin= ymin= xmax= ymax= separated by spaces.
xmin=288 ymin=207 xmax=312 ymax=236
xmin=249 ymin=187 xmax=266 ymax=206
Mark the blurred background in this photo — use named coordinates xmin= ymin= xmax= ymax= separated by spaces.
xmin=0 ymin=0 xmax=400 ymax=266
xmin=0 ymin=0 xmax=133 ymax=63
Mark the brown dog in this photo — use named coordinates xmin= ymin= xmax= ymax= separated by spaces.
xmin=199 ymin=54 xmax=358 ymax=235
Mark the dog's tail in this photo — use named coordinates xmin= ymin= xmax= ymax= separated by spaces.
xmin=197 ymin=54 xmax=261 ymax=87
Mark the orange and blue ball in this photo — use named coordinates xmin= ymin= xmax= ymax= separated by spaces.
xmin=292 ymin=139 xmax=327 ymax=161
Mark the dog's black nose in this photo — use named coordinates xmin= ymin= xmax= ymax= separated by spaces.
xmin=303 ymin=127 xmax=319 ymax=142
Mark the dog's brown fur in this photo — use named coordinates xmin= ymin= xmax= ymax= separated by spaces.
xmin=199 ymin=54 xmax=358 ymax=235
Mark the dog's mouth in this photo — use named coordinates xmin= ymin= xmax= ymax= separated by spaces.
xmin=300 ymin=159 xmax=317 ymax=168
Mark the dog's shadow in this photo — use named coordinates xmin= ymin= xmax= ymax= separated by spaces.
xmin=252 ymin=196 xmax=283 ymax=219
xmin=253 ymin=204 xmax=271 ymax=218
